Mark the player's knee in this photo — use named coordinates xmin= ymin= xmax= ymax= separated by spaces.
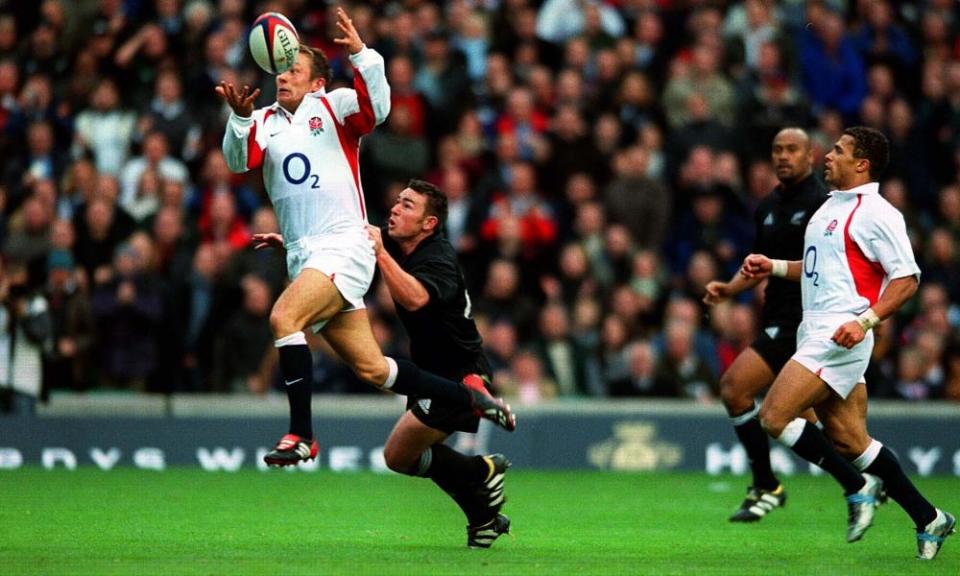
xmin=826 ymin=427 xmax=864 ymax=459
xmin=382 ymin=446 xmax=417 ymax=475
xmin=353 ymin=359 xmax=389 ymax=387
xmin=758 ymin=404 xmax=786 ymax=438
xmin=269 ymin=307 xmax=296 ymax=337
xmin=719 ymin=374 xmax=750 ymax=414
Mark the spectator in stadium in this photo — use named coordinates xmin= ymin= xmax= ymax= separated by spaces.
xmin=91 ymin=242 xmax=162 ymax=390
xmin=0 ymin=256 xmax=50 ymax=415
xmin=608 ymin=340 xmax=665 ymax=397
xmin=850 ymin=0 xmax=918 ymax=88
xmin=140 ymin=68 xmax=201 ymax=162
xmin=499 ymin=349 xmax=557 ymax=405
xmin=662 ymin=42 xmax=736 ymax=130
xmin=43 ymin=249 xmax=93 ymax=392
xmin=2 ymin=194 xmax=52 ymax=271
xmin=366 ymin=105 xmax=431 ymax=188
xmin=190 ymin=149 xmax=257 ymax=223
xmin=57 ymin=159 xmax=98 ymax=221
xmin=119 ymin=131 xmax=189 ymax=205
xmin=4 ymin=120 xmax=68 ymax=209
xmin=535 ymin=0 xmax=625 ymax=45
xmin=495 ymin=86 xmax=549 ymax=163
xmin=72 ymin=191 xmax=136 ymax=282
xmin=212 ymin=274 xmax=273 ymax=393
xmin=197 ymin=190 xmax=249 ymax=253
xmin=480 ymin=160 xmax=557 ymax=267
xmin=474 ymin=258 xmax=538 ymax=339
xmin=533 ymin=303 xmax=594 ymax=397
xmin=654 ymin=320 xmax=717 ymax=402
xmin=604 ymin=145 xmax=670 ymax=250
xmin=542 ymin=105 xmax=605 ymax=202
xmin=414 ymin=28 xmax=471 ymax=139
xmin=73 ymin=78 xmax=136 ymax=176
xmin=668 ymin=182 xmax=752 ymax=277
xmin=115 ymin=23 xmax=172 ymax=107
xmin=798 ymin=7 xmax=866 ymax=120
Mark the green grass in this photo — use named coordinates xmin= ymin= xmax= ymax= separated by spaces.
xmin=0 ymin=469 xmax=957 ymax=575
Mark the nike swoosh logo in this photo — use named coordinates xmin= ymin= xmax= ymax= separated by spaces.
xmin=284 ymin=378 xmax=304 ymax=386
xmin=270 ymin=131 xmax=282 ymax=137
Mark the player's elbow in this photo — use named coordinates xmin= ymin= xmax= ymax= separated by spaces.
xmin=904 ymin=275 xmax=920 ymax=298
xmin=399 ymin=291 xmax=429 ymax=312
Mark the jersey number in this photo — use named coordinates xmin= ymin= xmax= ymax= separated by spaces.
xmin=803 ymin=246 xmax=819 ymax=287
xmin=282 ymin=153 xmax=320 ymax=189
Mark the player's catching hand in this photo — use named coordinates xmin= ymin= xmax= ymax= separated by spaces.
xmin=333 ymin=7 xmax=364 ymax=54
xmin=215 ymin=81 xmax=260 ymax=117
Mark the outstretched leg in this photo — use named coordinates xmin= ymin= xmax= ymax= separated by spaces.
xmin=384 ymin=411 xmax=511 ymax=548
xmin=760 ymin=361 xmax=881 ymax=542
xmin=322 ymin=310 xmax=516 ymax=431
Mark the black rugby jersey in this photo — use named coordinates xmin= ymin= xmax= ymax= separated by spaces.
xmin=753 ymin=174 xmax=830 ymax=330
xmin=382 ymin=229 xmax=491 ymax=380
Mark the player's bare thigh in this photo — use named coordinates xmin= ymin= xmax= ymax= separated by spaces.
xmin=759 ymin=359 xmax=833 ymax=437
xmin=270 ymin=268 xmax=344 ymax=337
xmin=720 ymin=347 xmax=775 ymax=415
xmin=321 ymin=308 xmax=390 ymax=386
xmin=815 ymin=382 xmax=871 ymax=459
xmin=722 ymin=348 xmax=819 ymax=423
xmin=383 ymin=411 xmax=448 ymax=474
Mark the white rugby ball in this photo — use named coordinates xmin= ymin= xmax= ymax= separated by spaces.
xmin=249 ymin=12 xmax=300 ymax=74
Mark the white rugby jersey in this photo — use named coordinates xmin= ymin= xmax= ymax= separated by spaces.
xmin=223 ymin=47 xmax=390 ymax=245
xmin=801 ymin=181 xmax=920 ymax=315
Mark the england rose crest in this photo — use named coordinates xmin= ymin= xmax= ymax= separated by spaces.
xmin=309 ymin=116 xmax=323 ymax=135
xmin=824 ymin=219 xmax=838 ymax=236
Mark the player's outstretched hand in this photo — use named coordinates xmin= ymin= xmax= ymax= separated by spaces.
xmin=740 ymin=254 xmax=772 ymax=279
xmin=252 ymin=232 xmax=284 ymax=251
xmin=215 ymin=81 xmax=260 ymax=118
xmin=832 ymin=320 xmax=866 ymax=349
xmin=365 ymin=225 xmax=384 ymax=256
xmin=703 ymin=281 xmax=729 ymax=306
xmin=333 ymin=7 xmax=364 ymax=54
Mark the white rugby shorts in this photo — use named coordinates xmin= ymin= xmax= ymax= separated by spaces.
xmin=285 ymin=228 xmax=376 ymax=331
xmin=790 ymin=311 xmax=874 ymax=399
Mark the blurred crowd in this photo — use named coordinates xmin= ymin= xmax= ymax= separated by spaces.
xmin=2 ymin=0 xmax=960 ymax=414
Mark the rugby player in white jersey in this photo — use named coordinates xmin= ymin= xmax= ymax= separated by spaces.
xmin=742 ymin=127 xmax=955 ymax=559
xmin=216 ymin=8 xmax=515 ymax=467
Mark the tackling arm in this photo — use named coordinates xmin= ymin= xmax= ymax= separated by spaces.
xmin=376 ymin=250 xmax=430 ymax=311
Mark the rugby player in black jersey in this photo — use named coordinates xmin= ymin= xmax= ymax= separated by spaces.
xmin=703 ymin=128 xmax=829 ymax=522
xmin=366 ymin=179 xmax=511 ymax=549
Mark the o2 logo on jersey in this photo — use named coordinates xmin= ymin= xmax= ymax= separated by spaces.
xmin=803 ymin=246 xmax=819 ymax=286
xmin=282 ymin=153 xmax=320 ymax=189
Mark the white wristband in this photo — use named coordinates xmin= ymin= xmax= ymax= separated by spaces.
xmin=770 ymin=259 xmax=788 ymax=278
xmin=856 ymin=308 xmax=881 ymax=331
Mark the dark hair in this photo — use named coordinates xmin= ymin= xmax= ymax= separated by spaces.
xmin=407 ymin=178 xmax=448 ymax=229
xmin=299 ymin=45 xmax=332 ymax=85
xmin=843 ymin=126 xmax=889 ymax=179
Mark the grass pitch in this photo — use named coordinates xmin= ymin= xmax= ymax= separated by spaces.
xmin=0 ymin=469 xmax=957 ymax=575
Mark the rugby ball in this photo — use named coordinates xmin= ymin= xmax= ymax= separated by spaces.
xmin=249 ymin=12 xmax=300 ymax=74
